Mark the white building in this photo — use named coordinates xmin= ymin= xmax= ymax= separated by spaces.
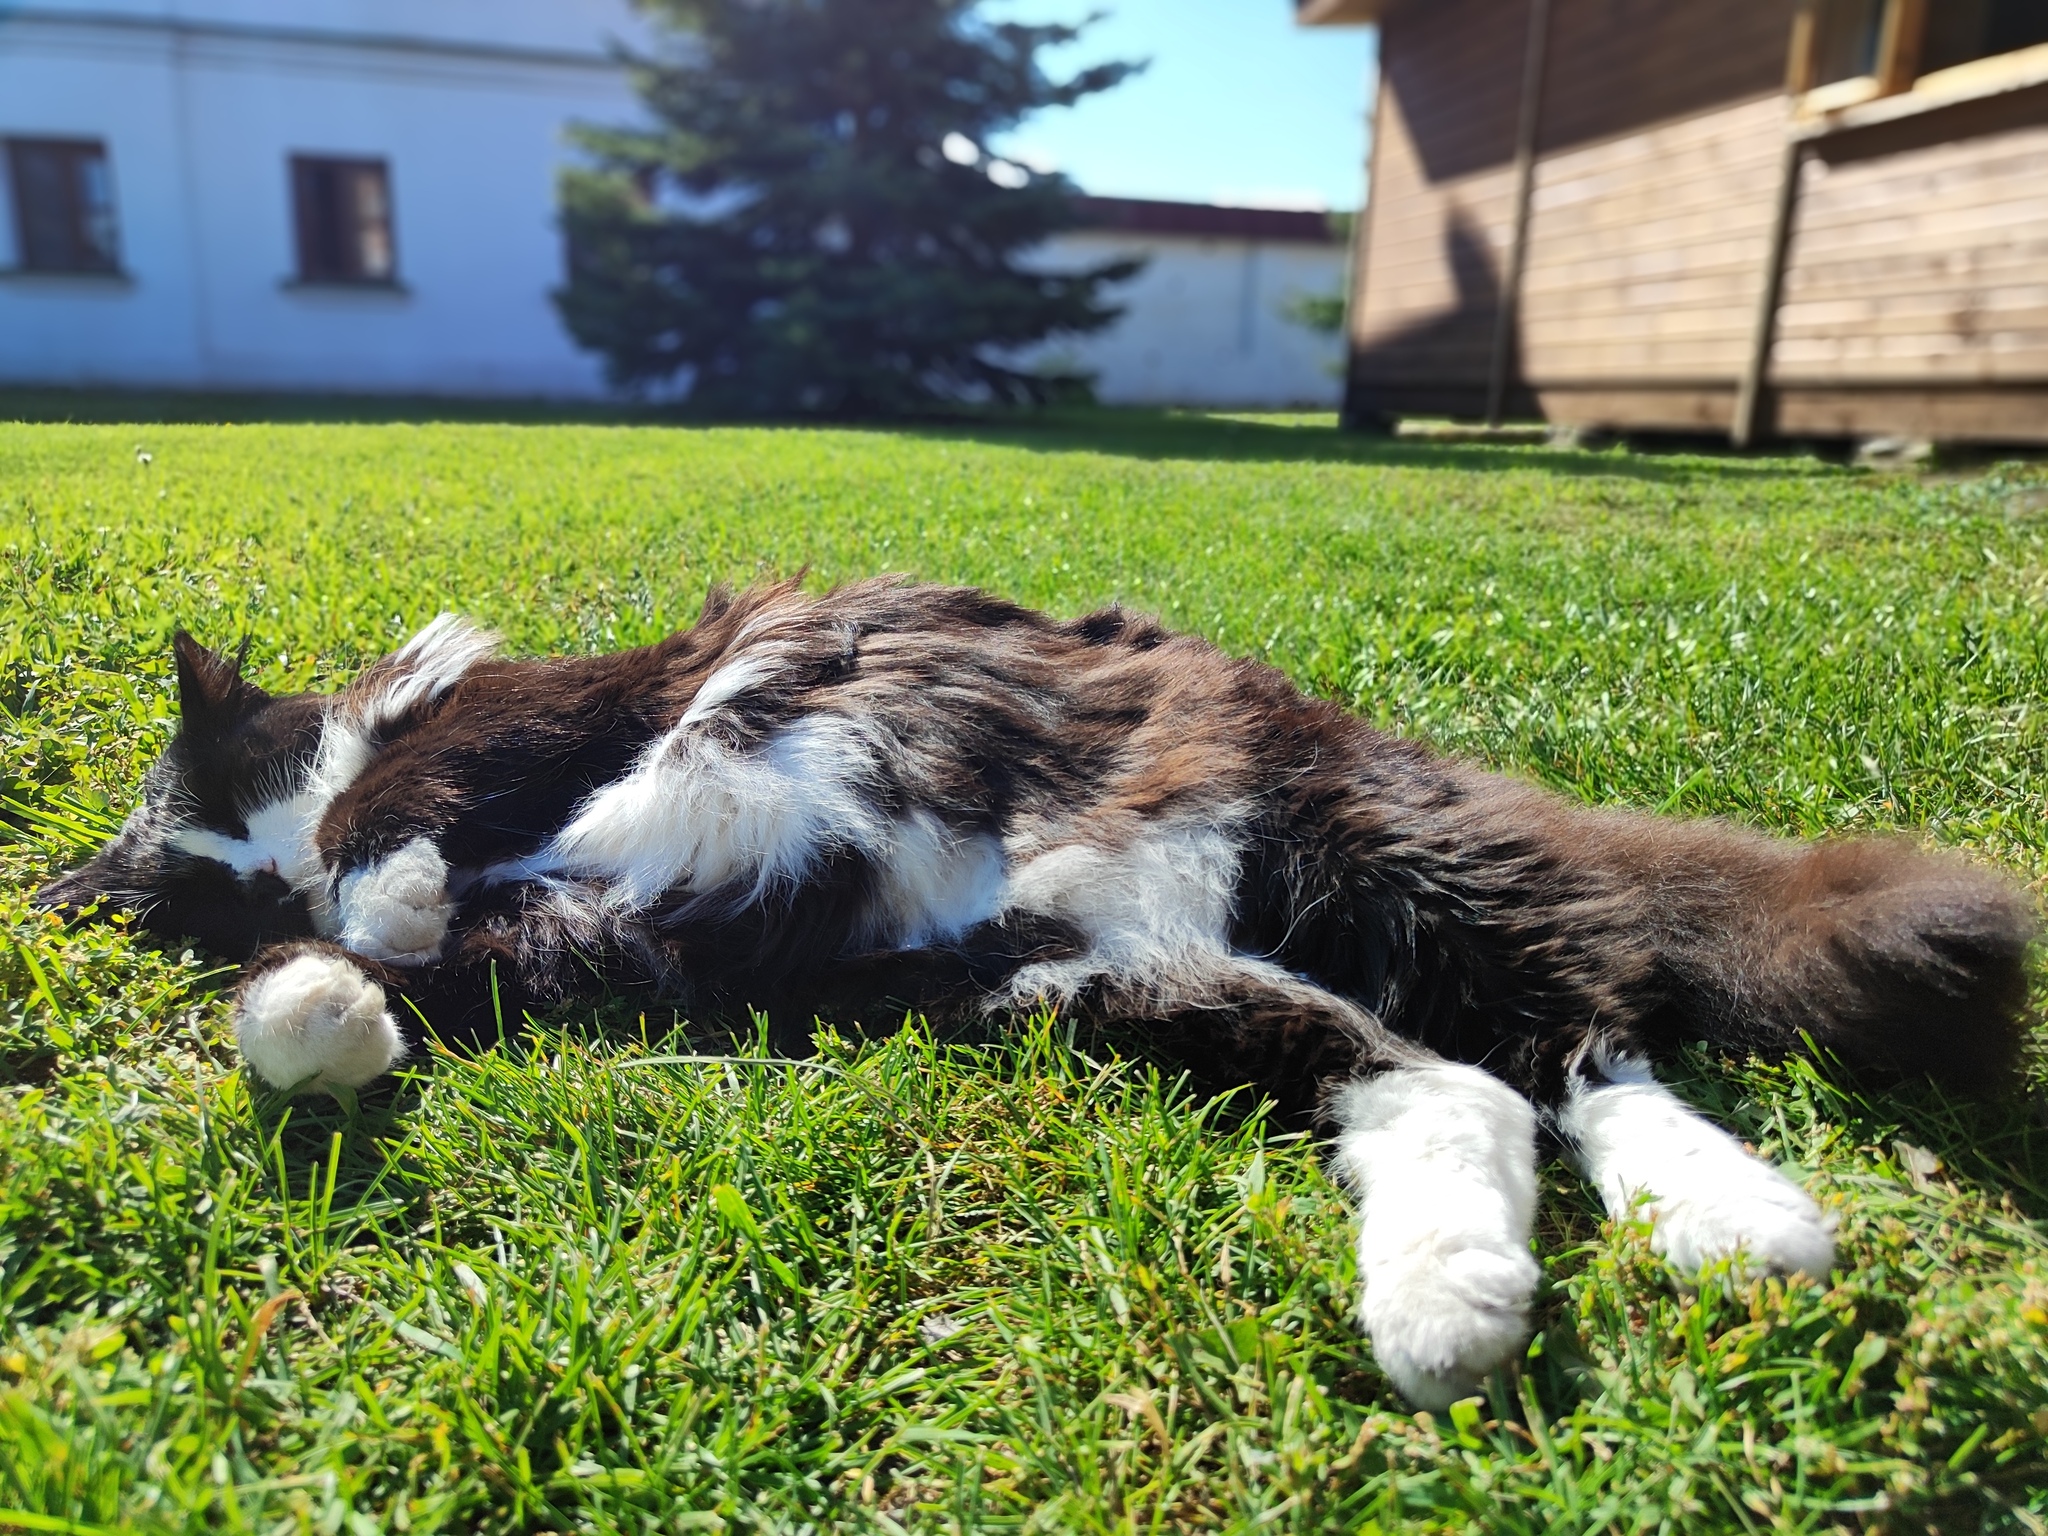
xmin=0 ymin=3 xmax=1347 ymax=406
xmin=1037 ymin=197 xmax=1346 ymax=409
xmin=0 ymin=0 xmax=639 ymax=396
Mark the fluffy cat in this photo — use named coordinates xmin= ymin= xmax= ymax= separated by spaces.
xmin=36 ymin=577 xmax=2039 ymax=1408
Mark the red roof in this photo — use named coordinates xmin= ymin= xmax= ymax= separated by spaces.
xmin=1072 ymin=196 xmax=1340 ymax=244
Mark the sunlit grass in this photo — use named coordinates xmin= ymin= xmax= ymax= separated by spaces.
xmin=1 ymin=411 xmax=2044 ymax=1532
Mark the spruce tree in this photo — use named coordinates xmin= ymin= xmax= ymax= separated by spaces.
xmin=556 ymin=0 xmax=1141 ymax=415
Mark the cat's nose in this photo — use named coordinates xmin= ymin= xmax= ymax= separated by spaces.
xmin=246 ymin=869 xmax=293 ymax=905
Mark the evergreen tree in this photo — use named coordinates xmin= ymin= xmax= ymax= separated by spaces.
xmin=556 ymin=0 xmax=1141 ymax=415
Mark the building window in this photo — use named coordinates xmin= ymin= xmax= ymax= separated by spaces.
xmin=290 ymin=155 xmax=396 ymax=284
xmin=1797 ymin=0 xmax=2048 ymax=99
xmin=1808 ymin=0 xmax=1885 ymax=86
xmin=1921 ymin=0 xmax=2048 ymax=75
xmin=5 ymin=138 xmax=121 ymax=273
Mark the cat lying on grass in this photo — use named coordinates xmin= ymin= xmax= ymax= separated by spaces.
xmin=36 ymin=577 xmax=2039 ymax=1409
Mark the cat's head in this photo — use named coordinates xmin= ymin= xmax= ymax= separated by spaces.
xmin=33 ymin=633 xmax=328 ymax=958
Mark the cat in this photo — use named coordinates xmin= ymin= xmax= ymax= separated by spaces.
xmin=35 ymin=576 xmax=2039 ymax=1409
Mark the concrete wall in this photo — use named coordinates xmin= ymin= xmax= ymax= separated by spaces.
xmin=1027 ymin=230 xmax=1346 ymax=408
xmin=0 ymin=0 xmax=640 ymax=396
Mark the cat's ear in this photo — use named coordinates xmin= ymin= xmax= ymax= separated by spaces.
xmin=173 ymin=630 xmax=269 ymax=735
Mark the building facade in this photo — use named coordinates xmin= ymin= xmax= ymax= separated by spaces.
xmin=1029 ymin=198 xmax=1348 ymax=410
xmin=0 ymin=0 xmax=639 ymax=397
xmin=2 ymin=3 xmax=1349 ymax=408
xmin=1302 ymin=0 xmax=2048 ymax=444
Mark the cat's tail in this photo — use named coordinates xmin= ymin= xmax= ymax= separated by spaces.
xmin=1600 ymin=815 xmax=2040 ymax=1096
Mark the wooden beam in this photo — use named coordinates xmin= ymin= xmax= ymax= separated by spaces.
xmin=1732 ymin=0 xmax=1839 ymax=448
xmin=1339 ymin=57 xmax=1389 ymax=430
xmin=1786 ymin=0 xmax=1821 ymax=94
xmin=1875 ymin=0 xmax=1929 ymax=96
xmin=1295 ymin=0 xmax=1384 ymax=26
xmin=1731 ymin=133 xmax=1804 ymax=448
xmin=1485 ymin=0 xmax=1551 ymax=427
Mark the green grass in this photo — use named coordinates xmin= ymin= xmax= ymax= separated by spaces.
xmin=1 ymin=410 xmax=2045 ymax=1534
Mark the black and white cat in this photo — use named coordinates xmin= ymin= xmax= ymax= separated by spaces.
xmin=37 ymin=577 xmax=2038 ymax=1408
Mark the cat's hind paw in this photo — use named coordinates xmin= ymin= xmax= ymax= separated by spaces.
xmin=1562 ymin=1064 xmax=1836 ymax=1284
xmin=1642 ymin=1154 xmax=1836 ymax=1280
xmin=1331 ymin=1064 xmax=1542 ymax=1411
xmin=236 ymin=952 xmax=406 ymax=1094
xmin=1359 ymin=1239 xmax=1538 ymax=1411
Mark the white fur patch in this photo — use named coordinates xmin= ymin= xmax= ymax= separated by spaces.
xmin=337 ymin=837 xmax=456 ymax=963
xmin=491 ymin=708 xmax=1010 ymax=951
xmin=1560 ymin=1057 xmax=1835 ymax=1280
xmin=998 ymin=818 xmax=1243 ymax=1006
xmin=170 ymin=824 xmax=272 ymax=876
xmin=236 ymin=953 xmax=406 ymax=1094
xmin=358 ymin=614 xmax=499 ymax=728
xmin=1330 ymin=1064 xmax=1541 ymax=1410
xmin=518 ymin=713 xmax=888 ymax=912
xmin=865 ymin=811 xmax=1006 ymax=949
xmin=680 ymin=649 xmax=788 ymax=728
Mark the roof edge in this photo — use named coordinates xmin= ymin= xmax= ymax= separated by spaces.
xmin=1295 ymin=0 xmax=1384 ymax=26
xmin=1072 ymin=195 xmax=1340 ymax=244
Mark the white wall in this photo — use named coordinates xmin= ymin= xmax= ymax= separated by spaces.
xmin=0 ymin=2 xmax=1347 ymax=407
xmin=1024 ymin=231 xmax=1347 ymax=409
xmin=0 ymin=0 xmax=640 ymax=396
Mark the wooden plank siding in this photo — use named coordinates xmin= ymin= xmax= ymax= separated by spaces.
xmin=1773 ymin=118 xmax=2048 ymax=381
xmin=1518 ymin=95 xmax=1788 ymax=408
xmin=1341 ymin=0 xmax=2048 ymax=442
xmin=1347 ymin=0 xmax=1526 ymax=417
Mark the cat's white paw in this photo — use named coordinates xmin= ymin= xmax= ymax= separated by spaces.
xmin=1638 ymin=1153 xmax=1836 ymax=1279
xmin=1331 ymin=1064 xmax=1541 ymax=1410
xmin=1358 ymin=1235 xmax=1539 ymax=1411
xmin=1563 ymin=1061 xmax=1836 ymax=1282
xmin=237 ymin=953 xmax=406 ymax=1093
xmin=337 ymin=837 xmax=455 ymax=963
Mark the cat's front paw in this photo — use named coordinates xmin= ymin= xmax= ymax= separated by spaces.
xmin=236 ymin=952 xmax=406 ymax=1094
xmin=337 ymin=838 xmax=455 ymax=963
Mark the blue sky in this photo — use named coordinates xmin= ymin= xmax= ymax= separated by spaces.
xmin=985 ymin=1 xmax=1379 ymax=210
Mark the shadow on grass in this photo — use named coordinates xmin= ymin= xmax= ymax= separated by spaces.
xmin=0 ymin=386 xmax=667 ymax=429
xmin=246 ymin=978 xmax=2048 ymax=1241
xmin=0 ymin=387 xmax=1842 ymax=484
xmin=892 ymin=409 xmax=1841 ymax=485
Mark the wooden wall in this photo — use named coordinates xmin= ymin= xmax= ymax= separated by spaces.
xmin=1347 ymin=0 xmax=1526 ymax=419
xmin=1344 ymin=0 xmax=2048 ymax=442
xmin=1770 ymin=96 xmax=2048 ymax=440
xmin=1350 ymin=0 xmax=1794 ymax=427
xmin=1515 ymin=0 xmax=1788 ymax=427
xmin=1518 ymin=97 xmax=1784 ymax=429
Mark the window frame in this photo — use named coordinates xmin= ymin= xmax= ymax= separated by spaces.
xmin=4 ymin=135 xmax=123 ymax=276
xmin=287 ymin=153 xmax=400 ymax=287
xmin=1789 ymin=0 xmax=2048 ymax=121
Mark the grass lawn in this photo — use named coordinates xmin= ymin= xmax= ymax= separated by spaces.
xmin=1 ymin=410 xmax=2045 ymax=1534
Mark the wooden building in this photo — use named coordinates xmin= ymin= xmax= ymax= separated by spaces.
xmin=1299 ymin=0 xmax=2048 ymax=444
